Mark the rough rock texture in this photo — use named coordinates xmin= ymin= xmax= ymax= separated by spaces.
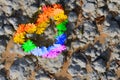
xmin=0 ymin=0 xmax=120 ymax=80
xmin=38 ymin=54 xmax=64 ymax=74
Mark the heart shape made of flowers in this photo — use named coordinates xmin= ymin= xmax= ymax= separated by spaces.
xmin=13 ymin=4 xmax=68 ymax=58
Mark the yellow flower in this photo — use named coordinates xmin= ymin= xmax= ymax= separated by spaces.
xmin=52 ymin=9 xmax=64 ymax=16
xmin=54 ymin=13 xmax=67 ymax=24
xmin=36 ymin=27 xmax=46 ymax=34
xmin=13 ymin=33 xmax=25 ymax=44
xmin=24 ymin=23 xmax=37 ymax=33
xmin=36 ymin=21 xmax=48 ymax=28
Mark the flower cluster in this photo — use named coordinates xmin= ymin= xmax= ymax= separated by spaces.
xmin=13 ymin=4 xmax=68 ymax=58
xmin=30 ymin=19 xmax=68 ymax=58
xmin=13 ymin=23 xmax=37 ymax=44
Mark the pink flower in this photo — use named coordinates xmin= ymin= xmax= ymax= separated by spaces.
xmin=42 ymin=45 xmax=66 ymax=58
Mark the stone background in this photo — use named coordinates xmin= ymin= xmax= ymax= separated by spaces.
xmin=0 ymin=0 xmax=120 ymax=80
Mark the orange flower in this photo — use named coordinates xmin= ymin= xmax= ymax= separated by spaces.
xmin=24 ymin=23 xmax=37 ymax=33
xmin=36 ymin=14 xmax=49 ymax=25
xmin=16 ymin=24 xmax=25 ymax=33
xmin=52 ymin=4 xmax=63 ymax=9
xmin=43 ymin=7 xmax=54 ymax=17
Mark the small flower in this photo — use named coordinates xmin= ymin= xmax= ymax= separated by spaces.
xmin=24 ymin=23 xmax=37 ymax=33
xmin=36 ymin=14 xmax=49 ymax=25
xmin=31 ymin=47 xmax=43 ymax=56
xmin=56 ymin=31 xmax=64 ymax=36
xmin=41 ymin=5 xmax=48 ymax=12
xmin=54 ymin=13 xmax=67 ymax=24
xmin=47 ymin=45 xmax=56 ymax=51
xmin=22 ymin=40 xmax=36 ymax=52
xmin=16 ymin=24 xmax=25 ymax=33
xmin=41 ymin=46 xmax=48 ymax=54
xmin=36 ymin=27 xmax=46 ymax=34
xmin=52 ymin=9 xmax=64 ymax=16
xmin=56 ymin=22 xmax=67 ymax=31
xmin=36 ymin=21 xmax=48 ymax=28
xmin=42 ymin=6 xmax=54 ymax=17
xmin=13 ymin=33 xmax=25 ymax=44
xmin=55 ymin=34 xmax=67 ymax=45
xmin=42 ymin=45 xmax=66 ymax=58
xmin=56 ymin=20 xmax=68 ymax=32
xmin=52 ymin=4 xmax=63 ymax=9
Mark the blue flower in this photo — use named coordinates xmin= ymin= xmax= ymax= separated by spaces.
xmin=47 ymin=45 xmax=56 ymax=51
xmin=53 ymin=44 xmax=61 ymax=47
xmin=41 ymin=46 xmax=48 ymax=54
xmin=55 ymin=34 xmax=67 ymax=45
xmin=31 ymin=47 xmax=43 ymax=56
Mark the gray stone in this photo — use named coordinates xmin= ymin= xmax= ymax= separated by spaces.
xmin=85 ymin=49 xmax=96 ymax=58
xmin=100 ymin=74 xmax=107 ymax=80
xmin=87 ymin=0 xmax=96 ymax=3
xmin=38 ymin=54 xmax=64 ymax=73
xmin=104 ymin=21 xmax=120 ymax=38
xmin=10 ymin=44 xmax=27 ymax=55
xmin=104 ymin=20 xmax=110 ymax=26
xmin=72 ymin=76 xmax=81 ymax=80
xmin=68 ymin=65 xmax=81 ymax=76
xmin=9 ymin=70 xmax=26 ymax=80
xmin=64 ymin=0 xmax=76 ymax=10
xmin=0 ymin=28 xmax=5 ymax=35
xmin=7 ymin=18 xmax=18 ymax=30
xmin=97 ymin=0 xmax=105 ymax=7
xmin=88 ymin=71 xmax=99 ymax=80
xmin=112 ymin=44 xmax=120 ymax=60
xmin=93 ymin=59 xmax=106 ymax=73
xmin=68 ymin=53 xmax=87 ymax=76
xmin=35 ymin=69 xmax=50 ymax=80
xmin=4 ymin=25 xmax=14 ymax=35
xmin=68 ymin=12 xmax=77 ymax=22
xmin=10 ymin=57 xmax=37 ymax=80
xmin=110 ymin=0 xmax=120 ymax=4
xmin=64 ymin=0 xmax=75 ymax=3
xmin=0 ymin=75 xmax=6 ymax=80
xmin=0 ymin=64 xmax=4 ymax=70
xmin=109 ymin=61 xmax=118 ymax=70
xmin=71 ymin=41 xmax=80 ymax=50
xmin=37 ymin=77 xmax=50 ymax=80
xmin=108 ymin=3 xmax=118 ymax=11
xmin=82 ymin=12 xmax=89 ymax=18
xmin=83 ymin=21 xmax=96 ymax=33
xmin=96 ymin=8 xmax=104 ymax=16
xmin=0 ymin=0 xmax=37 ymax=17
xmin=45 ymin=0 xmax=59 ymax=4
xmin=82 ymin=3 xmax=95 ymax=12
xmin=0 ymin=45 xmax=5 ymax=55
xmin=107 ymin=70 xmax=117 ymax=80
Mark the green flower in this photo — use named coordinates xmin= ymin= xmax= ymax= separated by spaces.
xmin=56 ymin=20 xmax=68 ymax=31
xmin=58 ymin=31 xmax=64 ymax=35
xmin=22 ymin=40 xmax=36 ymax=52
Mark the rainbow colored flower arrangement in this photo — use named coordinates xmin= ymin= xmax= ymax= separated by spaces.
xmin=13 ymin=4 xmax=68 ymax=58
